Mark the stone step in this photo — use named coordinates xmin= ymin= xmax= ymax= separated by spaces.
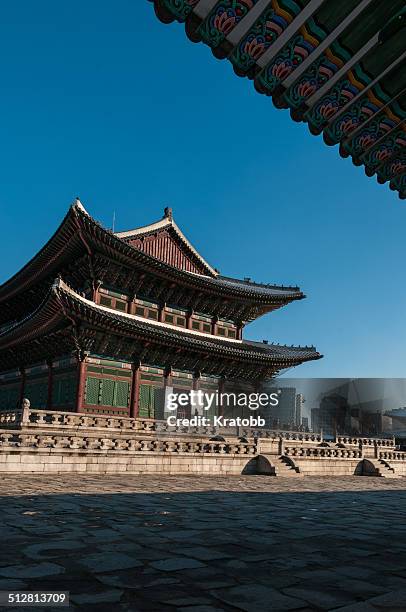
xmin=368 ymin=459 xmax=400 ymax=478
xmin=275 ymin=456 xmax=302 ymax=477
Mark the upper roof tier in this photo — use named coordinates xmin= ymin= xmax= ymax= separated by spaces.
xmin=0 ymin=200 xmax=304 ymax=325
xmin=149 ymin=0 xmax=406 ymax=200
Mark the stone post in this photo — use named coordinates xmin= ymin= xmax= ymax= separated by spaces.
xmin=21 ymin=398 xmax=31 ymax=426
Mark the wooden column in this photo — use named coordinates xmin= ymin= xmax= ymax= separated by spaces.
xmin=192 ymin=371 xmax=200 ymax=391
xmin=192 ymin=371 xmax=200 ymax=418
xmin=46 ymin=361 xmax=53 ymax=410
xmin=187 ymin=310 xmax=193 ymax=330
xmin=158 ymin=303 xmax=165 ymax=323
xmin=211 ymin=316 xmax=218 ymax=336
xmin=130 ymin=363 xmax=141 ymax=419
xmin=128 ymin=294 xmax=136 ymax=315
xmin=164 ymin=366 xmax=173 ymax=388
xmin=92 ymin=280 xmax=102 ymax=303
xmin=76 ymin=358 xmax=87 ymax=413
xmin=163 ymin=366 xmax=172 ymax=416
xmin=236 ymin=322 xmax=243 ymax=340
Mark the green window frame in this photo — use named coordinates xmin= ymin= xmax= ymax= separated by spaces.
xmin=85 ymin=376 xmax=130 ymax=409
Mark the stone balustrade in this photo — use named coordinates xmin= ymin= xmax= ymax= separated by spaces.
xmin=156 ymin=424 xmax=323 ymax=442
xmin=24 ymin=409 xmax=140 ymax=431
xmin=284 ymin=445 xmax=363 ymax=459
xmin=235 ymin=428 xmax=322 ymax=442
xmin=336 ymin=435 xmax=396 ymax=448
xmin=263 ymin=430 xmax=322 ymax=443
xmin=0 ymin=408 xmax=164 ymax=434
xmin=379 ymin=450 xmax=406 ymax=461
xmin=0 ymin=430 xmax=256 ymax=456
xmin=0 ymin=410 xmax=22 ymax=427
xmin=0 ymin=409 xmax=324 ymax=442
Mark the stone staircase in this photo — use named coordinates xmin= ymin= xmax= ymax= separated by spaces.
xmin=365 ymin=459 xmax=399 ymax=478
xmin=257 ymin=454 xmax=302 ymax=477
xmin=274 ymin=455 xmax=302 ymax=477
xmin=272 ymin=455 xmax=303 ymax=478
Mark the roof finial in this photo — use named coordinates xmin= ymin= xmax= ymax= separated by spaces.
xmin=72 ymin=196 xmax=82 ymax=209
xmin=163 ymin=206 xmax=173 ymax=221
xmin=52 ymin=276 xmax=63 ymax=291
xmin=71 ymin=197 xmax=89 ymax=215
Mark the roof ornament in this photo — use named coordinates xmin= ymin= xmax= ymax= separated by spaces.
xmin=52 ymin=276 xmax=63 ymax=290
xmin=163 ymin=207 xmax=173 ymax=221
xmin=71 ymin=196 xmax=88 ymax=215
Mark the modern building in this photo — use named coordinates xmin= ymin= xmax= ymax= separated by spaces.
xmin=262 ymin=387 xmax=297 ymax=429
xmin=295 ymin=393 xmax=304 ymax=428
xmin=317 ymin=380 xmax=404 ymax=436
xmin=311 ymin=408 xmax=320 ymax=434
xmin=0 ymin=201 xmax=321 ymax=418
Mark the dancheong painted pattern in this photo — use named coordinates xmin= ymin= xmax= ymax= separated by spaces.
xmin=149 ymin=0 xmax=406 ymax=199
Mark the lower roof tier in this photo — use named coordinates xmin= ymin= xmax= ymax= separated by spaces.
xmin=0 ymin=279 xmax=321 ymax=380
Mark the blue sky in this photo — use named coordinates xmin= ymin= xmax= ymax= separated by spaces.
xmin=0 ymin=1 xmax=405 ymax=378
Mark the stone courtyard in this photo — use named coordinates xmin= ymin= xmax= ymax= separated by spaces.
xmin=1 ymin=477 xmax=406 ymax=611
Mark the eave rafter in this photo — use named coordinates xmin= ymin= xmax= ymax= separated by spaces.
xmin=149 ymin=0 xmax=406 ymax=199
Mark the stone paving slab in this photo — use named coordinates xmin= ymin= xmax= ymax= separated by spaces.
xmin=0 ymin=475 xmax=405 ymax=611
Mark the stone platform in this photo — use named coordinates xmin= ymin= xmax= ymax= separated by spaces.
xmin=1 ymin=475 xmax=406 ymax=611
xmin=0 ymin=409 xmax=405 ymax=478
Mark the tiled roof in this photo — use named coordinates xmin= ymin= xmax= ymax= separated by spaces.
xmin=149 ymin=1 xmax=406 ymax=199
xmin=0 ymin=200 xmax=304 ymax=306
xmin=0 ymin=278 xmax=322 ymax=373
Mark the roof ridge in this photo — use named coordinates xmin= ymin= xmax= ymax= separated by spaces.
xmin=218 ymin=275 xmax=301 ymax=292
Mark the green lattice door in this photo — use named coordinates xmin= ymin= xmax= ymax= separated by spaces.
xmin=85 ymin=377 xmax=100 ymax=405
xmin=85 ymin=376 xmax=130 ymax=410
xmin=115 ymin=380 xmax=130 ymax=408
xmin=138 ymin=384 xmax=156 ymax=418
xmin=154 ymin=387 xmax=165 ymax=420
